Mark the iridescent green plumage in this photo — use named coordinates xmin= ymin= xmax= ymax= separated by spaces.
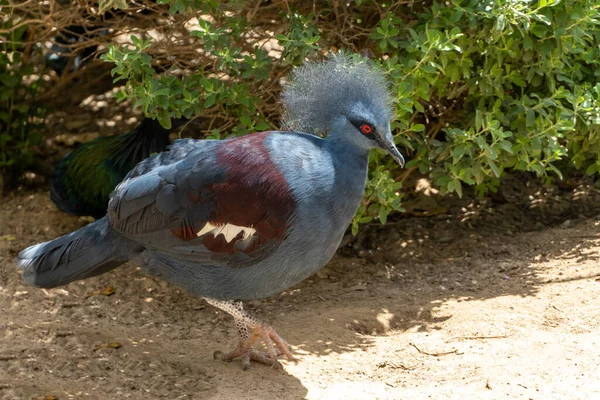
xmin=51 ymin=118 xmax=176 ymax=219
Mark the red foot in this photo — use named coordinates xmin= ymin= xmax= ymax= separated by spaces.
xmin=214 ymin=324 xmax=296 ymax=370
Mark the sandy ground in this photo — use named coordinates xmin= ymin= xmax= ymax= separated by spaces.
xmin=1 ymin=188 xmax=600 ymax=400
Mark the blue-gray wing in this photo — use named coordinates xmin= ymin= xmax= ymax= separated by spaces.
xmin=108 ymin=133 xmax=296 ymax=265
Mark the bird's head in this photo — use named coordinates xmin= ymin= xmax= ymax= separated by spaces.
xmin=281 ymin=52 xmax=405 ymax=167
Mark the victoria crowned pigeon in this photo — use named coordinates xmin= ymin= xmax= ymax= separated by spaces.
xmin=17 ymin=53 xmax=405 ymax=370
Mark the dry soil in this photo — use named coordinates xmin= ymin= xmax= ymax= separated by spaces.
xmin=1 ymin=186 xmax=600 ymax=400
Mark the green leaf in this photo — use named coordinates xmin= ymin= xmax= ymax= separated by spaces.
xmin=475 ymin=110 xmax=483 ymax=131
xmin=487 ymin=159 xmax=501 ymax=177
xmin=0 ymin=74 xmax=20 ymax=88
xmin=526 ymin=109 xmax=535 ymax=127
xmin=412 ymin=124 xmax=425 ymax=132
xmin=204 ymin=93 xmax=216 ymax=108
xmin=452 ymin=144 xmax=466 ymax=162
xmin=130 ymin=35 xmax=142 ymax=48
xmin=378 ymin=207 xmax=389 ymax=224
xmin=351 ymin=221 xmax=359 ymax=236
xmin=494 ymin=15 xmax=506 ymax=32
xmin=157 ymin=112 xmax=171 ymax=129
xmin=115 ymin=90 xmax=128 ymax=103
xmin=240 ymin=113 xmax=252 ymax=127
xmin=510 ymin=74 xmax=527 ymax=88
xmin=114 ymin=0 xmax=128 ymax=9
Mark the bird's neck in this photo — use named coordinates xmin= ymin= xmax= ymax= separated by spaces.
xmin=324 ymin=129 xmax=370 ymax=203
xmin=325 ymin=129 xmax=370 ymax=169
xmin=319 ymin=130 xmax=370 ymax=237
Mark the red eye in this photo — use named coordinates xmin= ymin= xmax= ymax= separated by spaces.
xmin=360 ymin=124 xmax=373 ymax=134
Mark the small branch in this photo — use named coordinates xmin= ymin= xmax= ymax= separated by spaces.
xmin=446 ymin=334 xmax=510 ymax=343
xmin=399 ymin=166 xmax=417 ymax=184
xmin=409 ymin=342 xmax=459 ymax=356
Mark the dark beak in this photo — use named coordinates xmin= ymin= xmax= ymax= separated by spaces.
xmin=379 ymin=135 xmax=405 ymax=167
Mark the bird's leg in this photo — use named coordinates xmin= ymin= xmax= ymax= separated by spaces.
xmin=205 ymin=298 xmax=295 ymax=370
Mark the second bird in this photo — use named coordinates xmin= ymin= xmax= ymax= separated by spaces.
xmin=51 ymin=117 xmax=180 ymax=219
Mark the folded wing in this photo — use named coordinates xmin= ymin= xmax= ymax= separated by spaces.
xmin=108 ymin=132 xmax=296 ymax=266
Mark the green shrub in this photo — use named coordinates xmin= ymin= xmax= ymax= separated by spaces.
xmin=18 ymin=1 xmax=600 ymax=228
xmin=0 ymin=9 xmax=45 ymax=191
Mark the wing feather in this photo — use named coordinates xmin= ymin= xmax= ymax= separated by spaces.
xmin=108 ymin=133 xmax=296 ymax=265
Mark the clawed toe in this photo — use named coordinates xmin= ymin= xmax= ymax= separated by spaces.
xmin=214 ymin=324 xmax=295 ymax=370
xmin=257 ymin=324 xmax=295 ymax=362
xmin=245 ymin=349 xmax=280 ymax=370
xmin=205 ymin=299 xmax=296 ymax=370
xmin=214 ymin=343 xmax=281 ymax=370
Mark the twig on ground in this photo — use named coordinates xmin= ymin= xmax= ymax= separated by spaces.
xmin=446 ymin=334 xmax=510 ymax=343
xmin=409 ymin=342 xmax=459 ymax=356
xmin=376 ymin=360 xmax=415 ymax=370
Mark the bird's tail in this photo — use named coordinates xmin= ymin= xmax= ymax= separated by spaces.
xmin=16 ymin=216 xmax=142 ymax=288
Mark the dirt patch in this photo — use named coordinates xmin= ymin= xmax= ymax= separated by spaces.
xmin=1 ymin=187 xmax=600 ymax=400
